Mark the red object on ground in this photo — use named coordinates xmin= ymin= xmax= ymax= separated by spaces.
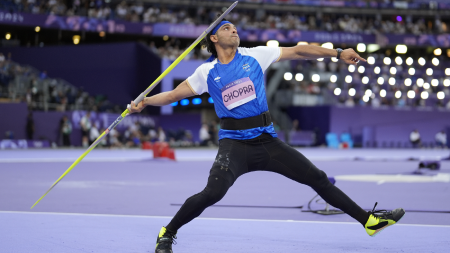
xmin=152 ymin=142 xmax=176 ymax=160
xmin=141 ymin=141 xmax=153 ymax=150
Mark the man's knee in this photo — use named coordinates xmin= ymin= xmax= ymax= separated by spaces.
xmin=309 ymin=168 xmax=332 ymax=190
xmin=202 ymin=175 xmax=230 ymax=204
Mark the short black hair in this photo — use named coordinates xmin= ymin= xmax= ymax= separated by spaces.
xmin=200 ymin=14 xmax=228 ymax=59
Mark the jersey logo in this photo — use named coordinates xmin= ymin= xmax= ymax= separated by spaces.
xmin=242 ymin=63 xmax=250 ymax=72
xmin=214 ymin=76 xmax=221 ymax=82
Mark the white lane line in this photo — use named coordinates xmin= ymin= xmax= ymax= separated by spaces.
xmin=1 ymin=211 xmax=449 ymax=228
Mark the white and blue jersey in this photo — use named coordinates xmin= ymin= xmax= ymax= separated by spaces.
xmin=186 ymin=46 xmax=282 ymax=140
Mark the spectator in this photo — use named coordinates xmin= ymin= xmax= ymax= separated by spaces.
xmin=80 ymin=111 xmax=92 ymax=147
xmin=410 ymin=129 xmax=421 ymax=148
xmin=157 ymin=126 xmax=166 ymax=142
xmin=89 ymin=123 xmax=100 ymax=145
xmin=60 ymin=115 xmax=72 ymax=146
xmin=199 ymin=123 xmax=211 ymax=146
xmin=26 ymin=112 xmax=34 ymax=140
xmin=435 ymin=130 xmax=447 ymax=148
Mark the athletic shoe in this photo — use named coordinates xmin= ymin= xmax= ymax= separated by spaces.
xmin=155 ymin=227 xmax=177 ymax=253
xmin=365 ymin=202 xmax=405 ymax=237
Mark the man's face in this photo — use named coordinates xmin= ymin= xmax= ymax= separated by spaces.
xmin=211 ymin=23 xmax=240 ymax=48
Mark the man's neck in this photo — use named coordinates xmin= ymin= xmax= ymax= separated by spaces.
xmin=216 ymin=47 xmax=237 ymax=64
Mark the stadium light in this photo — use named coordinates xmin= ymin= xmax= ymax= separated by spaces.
xmin=334 ymin=87 xmax=341 ymax=95
xmin=404 ymin=78 xmax=412 ymax=86
xmin=367 ymin=44 xmax=380 ymax=53
xmin=395 ymin=56 xmax=403 ymax=65
xmin=73 ymin=35 xmax=81 ymax=45
xmin=295 ymin=73 xmax=304 ymax=81
xmin=446 ymin=68 xmax=450 ymax=75
xmin=362 ymin=76 xmax=369 ymax=84
xmin=5 ymin=33 xmax=11 ymax=40
xmin=345 ymin=75 xmax=353 ymax=83
xmin=421 ymin=91 xmax=429 ymax=99
xmin=317 ymin=58 xmax=324 ymax=61
xmin=35 ymin=26 xmax=40 ymax=33
xmin=365 ymin=89 xmax=372 ymax=96
xmin=267 ymin=40 xmax=279 ymax=47
xmin=390 ymin=67 xmax=397 ymax=75
xmin=434 ymin=48 xmax=442 ymax=56
xmin=367 ymin=56 xmax=375 ymax=65
xmin=362 ymin=96 xmax=369 ymax=102
xmin=432 ymin=58 xmax=439 ymax=66
xmin=380 ymin=89 xmax=387 ymax=97
xmin=444 ymin=79 xmax=450 ymax=87
xmin=423 ymin=83 xmax=430 ymax=89
xmin=297 ymin=41 xmax=308 ymax=45
xmin=180 ymin=99 xmax=189 ymax=106
xmin=416 ymin=78 xmax=424 ymax=87
xmin=408 ymin=68 xmax=415 ymax=75
xmin=322 ymin=42 xmax=333 ymax=49
xmin=406 ymin=57 xmax=413 ymax=65
xmin=437 ymin=91 xmax=445 ymax=100
xmin=284 ymin=72 xmax=293 ymax=81
xmin=358 ymin=66 xmax=365 ymax=73
xmin=384 ymin=57 xmax=392 ymax=65
xmin=348 ymin=88 xmax=356 ymax=96
xmin=395 ymin=90 xmax=402 ymax=98
xmin=331 ymin=57 xmax=338 ymax=62
xmin=312 ymin=74 xmax=320 ymax=82
xmin=348 ymin=65 xmax=355 ymax=73
xmin=395 ymin=44 xmax=407 ymax=54
xmin=389 ymin=77 xmax=396 ymax=85
xmin=418 ymin=57 xmax=426 ymax=66
xmin=431 ymin=79 xmax=439 ymax=86
xmin=192 ymin=98 xmax=202 ymax=105
xmin=330 ymin=75 xmax=337 ymax=83
xmin=407 ymin=90 xmax=415 ymax=99
xmin=374 ymin=66 xmax=381 ymax=74
xmin=377 ymin=77 xmax=384 ymax=85
xmin=426 ymin=68 xmax=433 ymax=76
xmin=357 ymin=43 xmax=366 ymax=52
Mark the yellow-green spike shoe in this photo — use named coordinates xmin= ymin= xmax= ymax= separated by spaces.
xmin=155 ymin=227 xmax=177 ymax=253
xmin=365 ymin=202 xmax=405 ymax=237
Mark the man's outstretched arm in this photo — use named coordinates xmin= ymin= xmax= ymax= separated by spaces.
xmin=278 ymin=45 xmax=366 ymax=65
xmin=128 ymin=80 xmax=196 ymax=114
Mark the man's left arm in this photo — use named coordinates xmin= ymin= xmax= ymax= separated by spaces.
xmin=278 ymin=45 xmax=366 ymax=65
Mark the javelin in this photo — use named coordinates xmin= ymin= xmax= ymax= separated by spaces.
xmin=31 ymin=1 xmax=239 ymax=209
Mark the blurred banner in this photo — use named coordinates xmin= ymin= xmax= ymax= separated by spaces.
xmin=0 ymin=139 xmax=50 ymax=149
xmin=1 ymin=11 xmax=449 ymax=46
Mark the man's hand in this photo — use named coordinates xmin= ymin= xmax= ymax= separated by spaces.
xmin=128 ymin=100 xmax=146 ymax=114
xmin=340 ymin=48 xmax=366 ymax=65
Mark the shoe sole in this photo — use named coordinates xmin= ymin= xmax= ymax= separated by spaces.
xmin=370 ymin=210 xmax=406 ymax=237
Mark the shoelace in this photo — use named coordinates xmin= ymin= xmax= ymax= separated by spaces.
xmin=368 ymin=202 xmax=389 ymax=219
xmin=162 ymin=232 xmax=177 ymax=245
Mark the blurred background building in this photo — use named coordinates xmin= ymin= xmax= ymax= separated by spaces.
xmin=0 ymin=0 xmax=449 ymax=149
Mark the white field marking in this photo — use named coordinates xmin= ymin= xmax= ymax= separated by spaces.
xmin=335 ymin=173 xmax=450 ymax=183
xmin=0 ymin=157 xmax=152 ymax=163
xmin=1 ymin=211 xmax=449 ymax=228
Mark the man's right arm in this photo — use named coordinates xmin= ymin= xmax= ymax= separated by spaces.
xmin=128 ymin=80 xmax=196 ymax=114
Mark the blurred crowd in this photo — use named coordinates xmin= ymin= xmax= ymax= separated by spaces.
xmin=1 ymin=0 xmax=448 ymax=35
xmin=277 ymin=53 xmax=450 ymax=109
xmin=0 ymin=52 xmax=120 ymax=112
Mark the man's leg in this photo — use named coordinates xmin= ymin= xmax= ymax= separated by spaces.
xmin=155 ymin=138 xmax=247 ymax=252
xmin=257 ymin=135 xmax=369 ymax=225
xmin=257 ymin=134 xmax=404 ymax=236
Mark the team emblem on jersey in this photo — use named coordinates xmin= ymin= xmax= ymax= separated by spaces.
xmin=242 ymin=63 xmax=250 ymax=72
xmin=214 ymin=76 xmax=221 ymax=82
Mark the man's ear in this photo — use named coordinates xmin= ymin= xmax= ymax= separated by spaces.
xmin=210 ymin=34 xmax=218 ymax=43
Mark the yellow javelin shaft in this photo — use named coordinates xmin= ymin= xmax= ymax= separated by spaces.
xmin=31 ymin=1 xmax=239 ymax=209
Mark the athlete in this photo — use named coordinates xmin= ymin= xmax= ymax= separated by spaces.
xmin=129 ymin=19 xmax=405 ymax=253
